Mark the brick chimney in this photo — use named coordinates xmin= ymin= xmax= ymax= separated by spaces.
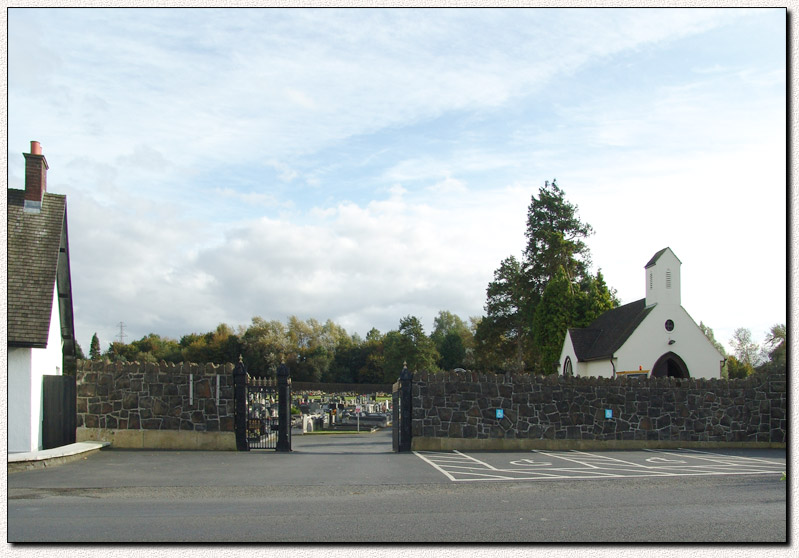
xmin=23 ymin=140 xmax=49 ymax=213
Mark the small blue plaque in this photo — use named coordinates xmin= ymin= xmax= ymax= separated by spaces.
xmin=496 ymin=409 xmax=504 ymax=419
xmin=605 ymin=409 xmax=613 ymax=419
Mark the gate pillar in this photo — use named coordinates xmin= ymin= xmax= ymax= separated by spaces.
xmin=233 ymin=358 xmax=249 ymax=451
xmin=394 ymin=364 xmax=413 ymax=452
xmin=276 ymin=363 xmax=292 ymax=452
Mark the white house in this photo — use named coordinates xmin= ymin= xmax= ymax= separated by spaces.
xmin=558 ymin=248 xmax=725 ymax=380
xmin=8 ymin=141 xmax=77 ymax=453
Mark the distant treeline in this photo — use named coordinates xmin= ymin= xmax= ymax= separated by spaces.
xmin=83 ymin=313 xmax=477 ymax=384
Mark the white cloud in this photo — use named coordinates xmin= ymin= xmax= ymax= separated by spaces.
xmin=7 ymin=8 xmax=785 ymax=356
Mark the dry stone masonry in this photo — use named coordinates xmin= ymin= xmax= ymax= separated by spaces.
xmin=412 ymin=370 xmax=786 ymax=447
xmin=76 ymin=360 xmax=235 ymax=434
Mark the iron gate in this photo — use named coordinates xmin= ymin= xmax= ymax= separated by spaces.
xmin=246 ymin=376 xmax=282 ymax=449
xmin=233 ymin=359 xmax=292 ymax=451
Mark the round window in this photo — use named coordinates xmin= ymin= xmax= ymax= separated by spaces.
xmin=665 ymin=319 xmax=675 ymax=332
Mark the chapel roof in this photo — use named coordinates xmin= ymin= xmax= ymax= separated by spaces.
xmin=644 ymin=247 xmax=682 ymax=269
xmin=568 ymin=298 xmax=654 ymax=361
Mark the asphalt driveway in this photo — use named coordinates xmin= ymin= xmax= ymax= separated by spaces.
xmin=8 ymin=430 xmax=787 ymax=543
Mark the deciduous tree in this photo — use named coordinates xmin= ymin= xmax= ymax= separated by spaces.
xmin=730 ymin=327 xmax=761 ymax=367
xmin=758 ymin=323 xmax=786 ymax=374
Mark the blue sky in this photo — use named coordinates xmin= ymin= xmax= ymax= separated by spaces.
xmin=7 ymin=7 xmax=787 ymax=356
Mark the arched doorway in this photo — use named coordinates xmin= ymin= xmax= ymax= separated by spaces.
xmin=563 ymin=357 xmax=574 ymax=377
xmin=651 ymin=352 xmax=690 ymax=378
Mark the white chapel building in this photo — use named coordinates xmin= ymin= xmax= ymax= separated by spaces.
xmin=558 ymin=248 xmax=725 ymax=380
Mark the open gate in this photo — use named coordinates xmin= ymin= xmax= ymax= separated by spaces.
xmin=234 ymin=359 xmax=291 ymax=451
xmin=246 ymin=376 xmax=284 ymax=449
xmin=392 ymin=364 xmax=412 ymax=452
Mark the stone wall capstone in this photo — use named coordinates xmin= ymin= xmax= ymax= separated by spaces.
xmin=411 ymin=370 xmax=786 ymax=447
xmin=76 ymin=360 xmax=236 ymax=434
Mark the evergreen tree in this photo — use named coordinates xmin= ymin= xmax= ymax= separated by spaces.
xmin=531 ymin=267 xmax=577 ymax=374
xmin=89 ymin=333 xmax=102 ymax=360
xmin=431 ymin=311 xmax=473 ymax=370
xmin=478 ymin=255 xmax=529 ymax=372
xmin=480 ymin=179 xmax=606 ymax=374
xmin=726 ymin=355 xmax=754 ymax=379
xmin=575 ymin=270 xmax=618 ymax=327
xmin=383 ymin=316 xmax=440 ymax=377
xmin=523 ymin=179 xmax=593 ymax=300
xmin=439 ymin=331 xmax=466 ymax=371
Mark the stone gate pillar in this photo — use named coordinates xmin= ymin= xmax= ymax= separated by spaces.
xmin=233 ymin=358 xmax=248 ymax=451
xmin=276 ymin=363 xmax=292 ymax=452
xmin=398 ymin=364 xmax=413 ymax=452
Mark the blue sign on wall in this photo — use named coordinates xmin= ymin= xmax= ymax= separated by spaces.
xmin=496 ymin=409 xmax=504 ymax=419
xmin=605 ymin=409 xmax=613 ymax=419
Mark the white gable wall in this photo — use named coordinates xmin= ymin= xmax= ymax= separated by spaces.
xmin=558 ymin=334 xmax=614 ymax=378
xmin=558 ymin=333 xmax=590 ymax=377
xmin=616 ymin=304 xmax=724 ymax=379
xmin=8 ymin=286 xmax=64 ymax=453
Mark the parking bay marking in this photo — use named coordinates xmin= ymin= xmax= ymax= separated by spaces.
xmin=415 ymin=449 xmax=784 ymax=482
xmin=533 ymin=450 xmax=680 ymax=477
xmin=416 ymin=450 xmax=657 ymax=481
xmin=509 ymin=458 xmax=552 ymax=467
xmin=646 ymin=457 xmax=687 ymax=464
xmin=643 ymin=448 xmax=785 ymax=470
xmin=678 ymin=448 xmax=784 ymax=467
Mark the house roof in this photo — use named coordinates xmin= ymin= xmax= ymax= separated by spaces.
xmin=568 ymin=298 xmax=654 ymax=361
xmin=7 ymin=188 xmax=76 ymax=356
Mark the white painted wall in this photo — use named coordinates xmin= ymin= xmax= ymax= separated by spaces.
xmin=645 ymin=248 xmax=681 ymax=307
xmin=9 ymin=286 xmax=64 ymax=452
xmin=8 ymin=347 xmax=33 ymax=453
xmin=558 ymin=332 xmax=615 ymax=378
xmin=617 ymin=304 xmax=724 ymax=379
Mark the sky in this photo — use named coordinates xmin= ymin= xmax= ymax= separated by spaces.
xmin=6 ymin=7 xmax=787 ymax=357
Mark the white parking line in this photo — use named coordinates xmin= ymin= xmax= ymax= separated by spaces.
xmin=413 ymin=451 xmax=459 ymax=481
xmin=415 ymin=449 xmax=784 ymax=483
xmin=647 ymin=448 xmax=785 ymax=468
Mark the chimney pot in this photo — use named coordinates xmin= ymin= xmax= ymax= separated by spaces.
xmin=30 ymin=141 xmax=42 ymax=155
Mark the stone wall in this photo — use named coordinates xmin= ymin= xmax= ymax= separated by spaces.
xmin=411 ymin=370 xmax=786 ymax=451
xmin=75 ymin=360 xmax=236 ymax=450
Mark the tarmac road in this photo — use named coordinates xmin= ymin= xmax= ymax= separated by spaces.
xmin=8 ymin=429 xmax=787 ymax=543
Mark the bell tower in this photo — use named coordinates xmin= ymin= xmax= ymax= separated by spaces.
xmin=644 ymin=247 xmax=681 ymax=307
